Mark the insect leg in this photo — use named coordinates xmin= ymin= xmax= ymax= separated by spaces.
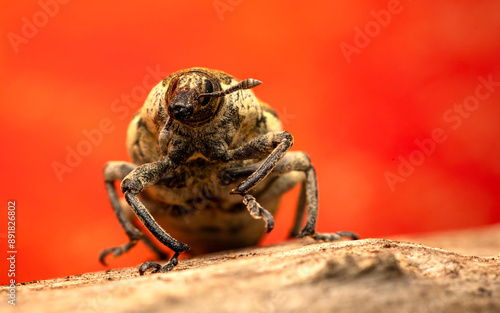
xmin=120 ymin=157 xmax=190 ymax=274
xmin=100 ymin=161 xmax=144 ymax=265
xmin=101 ymin=161 xmax=171 ymax=265
xmin=132 ymin=218 xmax=168 ymax=260
xmin=235 ymin=167 xmax=306 ymax=237
xmin=256 ymin=171 xmax=307 ymax=235
xmin=243 ymin=194 xmax=275 ymax=233
xmin=289 ymin=180 xmax=306 ymax=238
xmin=222 ymin=131 xmax=293 ymax=231
xmin=261 ymin=152 xmax=358 ymax=241
xmin=258 ymin=174 xmax=306 ymax=238
xmin=227 ymin=131 xmax=294 ymax=195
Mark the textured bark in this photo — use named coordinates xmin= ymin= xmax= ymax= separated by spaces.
xmin=2 ymin=225 xmax=499 ymax=313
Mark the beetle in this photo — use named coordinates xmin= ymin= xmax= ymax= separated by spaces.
xmin=100 ymin=67 xmax=358 ymax=275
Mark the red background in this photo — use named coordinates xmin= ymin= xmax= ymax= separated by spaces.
xmin=1 ymin=0 xmax=499 ymax=284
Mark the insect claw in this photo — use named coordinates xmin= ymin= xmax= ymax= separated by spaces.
xmin=242 ymin=194 xmax=275 ymax=233
xmin=99 ymin=253 xmax=109 ymax=266
xmin=139 ymin=262 xmax=162 ymax=275
xmin=264 ymin=213 xmax=275 ymax=233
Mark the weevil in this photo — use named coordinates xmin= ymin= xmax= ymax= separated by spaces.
xmin=100 ymin=67 xmax=358 ymax=275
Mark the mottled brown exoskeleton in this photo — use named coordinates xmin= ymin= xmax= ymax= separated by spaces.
xmin=100 ymin=68 xmax=357 ymax=275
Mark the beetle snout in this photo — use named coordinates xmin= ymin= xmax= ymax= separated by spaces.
xmin=169 ymin=103 xmax=193 ymax=120
xmin=168 ymin=90 xmax=195 ymax=120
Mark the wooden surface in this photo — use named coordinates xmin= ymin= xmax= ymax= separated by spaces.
xmin=1 ymin=225 xmax=499 ymax=313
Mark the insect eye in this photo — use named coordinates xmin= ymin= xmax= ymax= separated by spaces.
xmin=199 ymin=97 xmax=210 ymax=107
xmin=199 ymin=80 xmax=214 ymax=107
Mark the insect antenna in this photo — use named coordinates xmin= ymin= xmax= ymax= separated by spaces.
xmin=198 ymin=78 xmax=262 ymax=99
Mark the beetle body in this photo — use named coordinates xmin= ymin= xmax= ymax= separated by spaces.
xmin=101 ymin=68 xmax=357 ymax=274
xmin=126 ymin=68 xmax=285 ymax=254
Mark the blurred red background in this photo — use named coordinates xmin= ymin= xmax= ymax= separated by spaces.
xmin=1 ymin=0 xmax=499 ymax=284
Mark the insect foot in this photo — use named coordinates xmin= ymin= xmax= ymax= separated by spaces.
xmin=298 ymin=227 xmax=316 ymax=238
xmin=243 ymin=195 xmax=275 ymax=233
xmin=99 ymin=239 xmax=140 ymax=266
xmin=139 ymin=252 xmax=180 ymax=275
